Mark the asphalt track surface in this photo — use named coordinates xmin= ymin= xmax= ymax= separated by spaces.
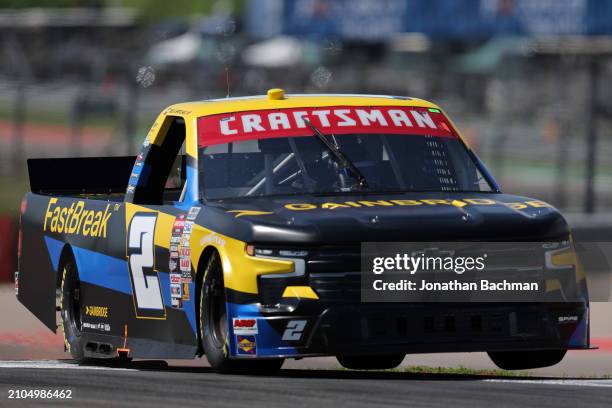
xmin=0 ymin=360 xmax=611 ymax=407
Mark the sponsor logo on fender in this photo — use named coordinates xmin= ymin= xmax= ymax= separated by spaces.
xmin=233 ymin=318 xmax=258 ymax=335
xmin=236 ymin=335 xmax=257 ymax=355
xmin=200 ymin=233 xmax=226 ymax=247
xmin=44 ymin=198 xmax=112 ymax=237
xmin=84 ymin=305 xmax=109 ymax=318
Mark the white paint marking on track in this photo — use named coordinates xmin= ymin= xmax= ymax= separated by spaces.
xmin=483 ymin=379 xmax=612 ymax=388
xmin=0 ymin=360 xmax=135 ymax=371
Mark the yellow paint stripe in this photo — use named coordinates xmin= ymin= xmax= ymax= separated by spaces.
xmin=165 ymin=95 xmax=440 ymax=119
xmin=226 ymin=210 xmax=273 ymax=218
xmin=281 ymin=286 xmax=319 ymax=300
xmin=451 ymin=199 xmax=467 ymax=208
xmin=124 ymin=203 xmax=175 ymax=250
xmin=148 ymin=114 xmax=172 ymax=147
xmin=186 ymin=116 xmax=198 ymax=158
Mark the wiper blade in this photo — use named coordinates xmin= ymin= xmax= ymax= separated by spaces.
xmin=304 ymin=119 xmax=367 ymax=188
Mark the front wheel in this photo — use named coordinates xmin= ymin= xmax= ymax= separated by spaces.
xmin=487 ymin=350 xmax=567 ymax=370
xmin=337 ymin=354 xmax=405 ymax=370
xmin=199 ymin=252 xmax=284 ymax=374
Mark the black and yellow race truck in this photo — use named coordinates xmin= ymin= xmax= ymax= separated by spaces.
xmin=16 ymin=90 xmax=590 ymax=373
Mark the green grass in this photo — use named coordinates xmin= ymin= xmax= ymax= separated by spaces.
xmin=337 ymin=365 xmax=530 ymax=377
xmin=336 ymin=365 xmax=612 ymax=379
xmin=400 ymin=365 xmax=530 ymax=377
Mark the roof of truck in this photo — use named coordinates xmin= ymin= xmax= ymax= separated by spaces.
xmin=163 ymin=90 xmax=442 ymax=118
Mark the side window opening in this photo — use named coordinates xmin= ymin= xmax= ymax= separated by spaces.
xmin=133 ymin=116 xmax=186 ymax=205
xmin=164 ymin=144 xmax=187 ymax=203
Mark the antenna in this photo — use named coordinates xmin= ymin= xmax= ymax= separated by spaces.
xmin=225 ymin=67 xmax=231 ymax=98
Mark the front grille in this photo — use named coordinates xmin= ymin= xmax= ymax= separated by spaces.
xmin=306 ymin=245 xmax=361 ymax=302
xmin=309 ymin=272 xmax=361 ymax=302
xmin=306 ymin=245 xmax=361 ymax=273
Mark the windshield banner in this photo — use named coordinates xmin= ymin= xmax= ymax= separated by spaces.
xmin=198 ymin=106 xmax=456 ymax=146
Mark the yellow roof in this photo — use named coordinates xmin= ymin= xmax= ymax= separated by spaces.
xmin=163 ymin=92 xmax=441 ymax=119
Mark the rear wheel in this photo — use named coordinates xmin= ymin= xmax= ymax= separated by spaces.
xmin=59 ymin=256 xmax=131 ymax=365
xmin=59 ymin=259 xmax=86 ymax=362
xmin=200 ymin=251 xmax=284 ymax=374
xmin=488 ymin=350 xmax=567 ymax=370
xmin=336 ymin=354 xmax=405 ymax=370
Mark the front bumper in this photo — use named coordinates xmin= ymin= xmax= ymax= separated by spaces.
xmin=226 ymin=301 xmax=590 ymax=358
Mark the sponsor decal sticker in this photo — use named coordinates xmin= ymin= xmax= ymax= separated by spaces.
xmin=182 ymin=283 xmax=190 ymax=301
xmin=198 ymin=106 xmax=454 ymax=147
xmin=180 ymin=247 xmax=191 ymax=258
xmin=236 ymin=335 xmax=257 ymax=355
xmin=44 ymin=198 xmax=112 ymax=238
xmin=187 ymin=206 xmax=201 ymax=221
xmin=232 ymin=318 xmax=258 ymax=335
xmin=558 ymin=315 xmax=579 ymax=324
xmin=179 ymin=220 xmax=194 ymax=283
xmin=83 ymin=322 xmax=111 ymax=332
xmin=200 ymin=233 xmax=226 ymax=247
xmin=179 ymin=258 xmax=191 ymax=273
xmin=169 ymin=214 xmax=187 ymax=308
xmin=84 ymin=306 xmax=109 ymax=318
xmin=170 ymin=283 xmax=182 ymax=300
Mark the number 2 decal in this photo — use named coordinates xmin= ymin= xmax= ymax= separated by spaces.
xmin=127 ymin=213 xmax=165 ymax=319
xmin=282 ymin=320 xmax=307 ymax=341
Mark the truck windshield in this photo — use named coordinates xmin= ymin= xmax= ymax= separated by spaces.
xmin=199 ymin=133 xmax=493 ymax=200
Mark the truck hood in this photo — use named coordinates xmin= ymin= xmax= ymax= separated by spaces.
xmin=199 ymin=192 xmax=569 ymax=244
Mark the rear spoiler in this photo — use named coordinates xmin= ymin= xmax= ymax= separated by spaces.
xmin=27 ymin=156 xmax=135 ymax=195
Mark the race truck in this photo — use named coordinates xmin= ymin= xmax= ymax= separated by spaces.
xmin=17 ymin=89 xmax=590 ymax=373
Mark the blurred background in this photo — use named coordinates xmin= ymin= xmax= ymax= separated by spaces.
xmin=0 ymin=0 xmax=611 ymax=283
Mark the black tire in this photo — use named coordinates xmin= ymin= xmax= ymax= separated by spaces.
xmin=200 ymin=252 xmax=284 ymax=374
xmin=59 ymin=259 xmax=86 ymax=362
xmin=337 ymin=354 xmax=405 ymax=370
xmin=488 ymin=350 xmax=567 ymax=370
